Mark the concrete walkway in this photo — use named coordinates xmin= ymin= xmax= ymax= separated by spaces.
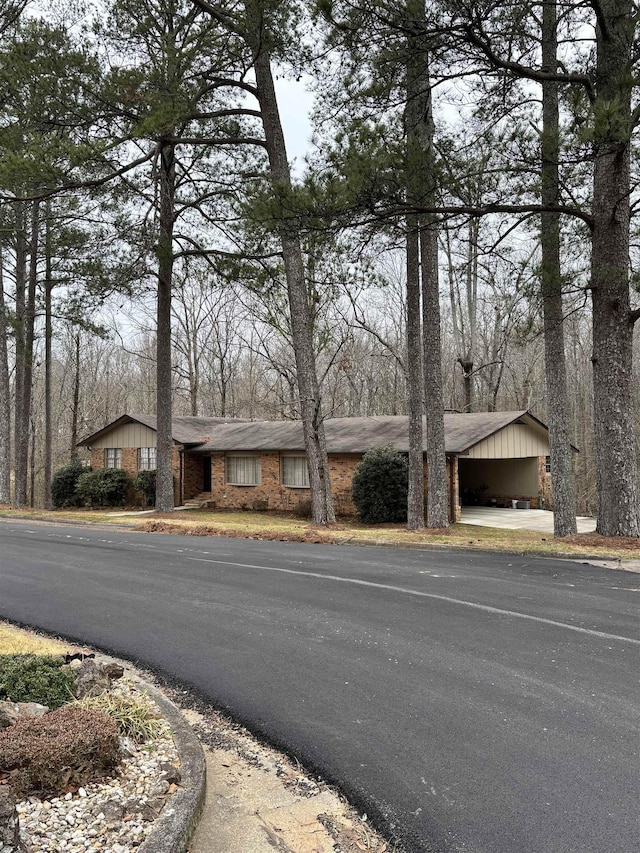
xmin=460 ymin=506 xmax=597 ymax=533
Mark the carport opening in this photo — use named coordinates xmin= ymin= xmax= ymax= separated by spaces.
xmin=458 ymin=457 xmax=539 ymax=507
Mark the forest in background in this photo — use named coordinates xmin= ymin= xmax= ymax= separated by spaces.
xmin=0 ymin=0 xmax=638 ymax=533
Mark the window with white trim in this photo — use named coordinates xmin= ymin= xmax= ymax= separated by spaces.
xmin=545 ymin=456 xmax=551 ymax=474
xmin=225 ymin=454 xmax=261 ymax=485
xmin=281 ymin=455 xmax=309 ymax=488
xmin=104 ymin=448 xmax=122 ymax=469
xmin=138 ymin=447 xmax=157 ymax=470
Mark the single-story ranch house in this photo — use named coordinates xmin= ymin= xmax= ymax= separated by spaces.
xmin=78 ymin=410 xmax=557 ymax=519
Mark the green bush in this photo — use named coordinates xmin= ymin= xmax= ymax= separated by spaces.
xmin=51 ymin=460 xmax=88 ymax=508
xmin=351 ymin=445 xmax=408 ymax=524
xmin=0 ymin=654 xmax=77 ymax=708
xmin=76 ymin=467 xmax=131 ymax=507
xmin=133 ymin=469 xmax=156 ymax=506
xmin=0 ymin=704 xmax=120 ymax=798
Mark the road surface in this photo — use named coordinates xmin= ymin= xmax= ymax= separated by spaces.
xmin=0 ymin=519 xmax=638 ymax=853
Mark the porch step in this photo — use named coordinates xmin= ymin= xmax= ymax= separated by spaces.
xmin=182 ymin=492 xmax=215 ymax=509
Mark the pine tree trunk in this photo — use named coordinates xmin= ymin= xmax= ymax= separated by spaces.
xmin=0 ymin=253 xmax=11 ymax=505
xmin=591 ymin=0 xmax=639 ymax=536
xmin=421 ymin=225 xmax=449 ymax=527
xmin=406 ymin=0 xmax=448 ymax=528
xmin=405 ymin=220 xmax=425 ymax=529
xmin=70 ymin=332 xmax=81 ymax=461
xmin=155 ymin=140 xmax=176 ymax=512
xmin=13 ymin=202 xmax=27 ymax=507
xmin=248 ymin=13 xmax=334 ymax=524
xmin=43 ymin=202 xmax=53 ymax=509
xmin=541 ymin=0 xmax=577 ymax=537
xmin=15 ymin=202 xmax=38 ymax=508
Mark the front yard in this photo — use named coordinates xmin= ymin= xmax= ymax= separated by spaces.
xmin=0 ymin=506 xmax=638 ymax=562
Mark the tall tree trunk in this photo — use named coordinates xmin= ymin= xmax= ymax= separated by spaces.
xmin=43 ymin=201 xmax=53 ymax=509
xmin=541 ymin=0 xmax=577 ymax=537
xmin=247 ymin=10 xmax=334 ymax=524
xmin=406 ymin=0 xmax=449 ymax=528
xmin=70 ymin=331 xmax=81 ymax=462
xmin=405 ymin=26 xmax=426 ymax=530
xmin=591 ymin=0 xmax=639 ymax=536
xmin=155 ymin=140 xmax=176 ymax=512
xmin=421 ymin=225 xmax=449 ymax=527
xmin=13 ymin=201 xmax=27 ymax=507
xmin=15 ymin=202 xmax=38 ymax=507
xmin=29 ymin=414 xmax=36 ymax=507
xmin=0 ymin=253 xmax=11 ymax=505
xmin=405 ymin=220 xmax=425 ymax=529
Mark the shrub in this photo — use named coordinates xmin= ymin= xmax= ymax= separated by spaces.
xmin=75 ymin=693 xmax=163 ymax=743
xmin=133 ymin=470 xmax=156 ymax=506
xmin=0 ymin=705 xmax=120 ymax=798
xmin=351 ymin=445 xmax=409 ymax=524
xmin=51 ymin=460 xmax=87 ymax=508
xmin=76 ymin=467 xmax=131 ymax=507
xmin=0 ymin=654 xmax=76 ymax=709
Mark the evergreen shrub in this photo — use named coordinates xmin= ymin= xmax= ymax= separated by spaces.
xmin=76 ymin=468 xmax=131 ymax=507
xmin=0 ymin=705 xmax=120 ymax=797
xmin=351 ymin=445 xmax=408 ymax=524
xmin=51 ymin=460 xmax=87 ymax=508
xmin=0 ymin=654 xmax=77 ymax=708
xmin=133 ymin=470 xmax=156 ymax=506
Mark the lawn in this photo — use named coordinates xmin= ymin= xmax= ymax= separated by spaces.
xmin=0 ymin=506 xmax=637 ymax=562
xmin=0 ymin=621 xmax=67 ymax=655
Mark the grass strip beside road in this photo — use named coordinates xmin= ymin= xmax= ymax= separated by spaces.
xmin=0 ymin=622 xmax=67 ymax=656
xmin=0 ymin=506 xmax=637 ymax=562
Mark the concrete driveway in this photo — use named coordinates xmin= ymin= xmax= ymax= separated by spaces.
xmin=460 ymin=506 xmax=597 ymax=533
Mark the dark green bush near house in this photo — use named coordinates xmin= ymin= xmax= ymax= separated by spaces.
xmin=134 ymin=470 xmax=156 ymax=506
xmin=76 ymin=468 xmax=131 ymax=507
xmin=0 ymin=654 xmax=77 ymax=708
xmin=0 ymin=705 xmax=120 ymax=798
xmin=51 ymin=460 xmax=88 ymax=508
xmin=351 ymin=445 xmax=408 ymax=524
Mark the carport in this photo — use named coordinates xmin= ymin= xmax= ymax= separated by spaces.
xmin=459 ymin=457 xmax=540 ymax=507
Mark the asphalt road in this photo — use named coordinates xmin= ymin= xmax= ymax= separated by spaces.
xmin=0 ymin=519 xmax=638 ymax=853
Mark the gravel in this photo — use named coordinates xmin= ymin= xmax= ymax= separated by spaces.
xmin=14 ymin=683 xmax=179 ymax=853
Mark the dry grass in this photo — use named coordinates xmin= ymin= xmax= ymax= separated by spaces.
xmin=0 ymin=507 xmax=638 ymax=562
xmin=0 ymin=622 xmax=67 ymax=656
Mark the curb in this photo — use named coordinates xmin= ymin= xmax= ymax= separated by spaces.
xmin=127 ymin=672 xmax=207 ymax=853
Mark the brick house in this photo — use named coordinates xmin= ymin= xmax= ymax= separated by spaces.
xmin=78 ymin=410 xmax=556 ymax=519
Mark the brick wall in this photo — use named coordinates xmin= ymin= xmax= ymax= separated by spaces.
xmin=538 ymin=455 xmax=552 ymax=510
xmin=183 ymin=453 xmax=204 ymax=501
xmin=201 ymin=451 xmax=460 ymax=520
xmin=90 ymin=445 xmax=182 ymax=506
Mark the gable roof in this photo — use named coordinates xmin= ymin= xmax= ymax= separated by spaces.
xmin=79 ymin=410 xmax=563 ymax=455
xmin=77 ymin=413 xmax=248 ymax=447
xmin=194 ymin=410 xmax=540 ymax=454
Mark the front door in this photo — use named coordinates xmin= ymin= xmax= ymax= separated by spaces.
xmin=203 ymin=457 xmax=212 ymax=493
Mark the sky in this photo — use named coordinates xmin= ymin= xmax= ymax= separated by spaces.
xmin=274 ymin=78 xmax=315 ymax=173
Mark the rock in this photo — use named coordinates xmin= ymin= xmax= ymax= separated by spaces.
xmin=74 ymin=659 xmax=111 ymax=699
xmin=101 ymin=663 xmax=124 ymax=681
xmin=0 ymin=787 xmax=21 ymax=850
xmin=158 ymin=763 xmax=181 ymax=785
xmin=0 ymin=701 xmax=48 ymax=729
xmin=148 ymin=779 xmax=169 ymax=797
xmin=119 ymin=736 xmax=138 ymax=758
xmin=101 ymin=801 xmax=125 ymax=824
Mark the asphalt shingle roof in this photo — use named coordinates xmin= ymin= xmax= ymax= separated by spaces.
xmin=193 ymin=411 xmax=531 ymax=454
xmin=80 ymin=410 xmax=542 ymax=455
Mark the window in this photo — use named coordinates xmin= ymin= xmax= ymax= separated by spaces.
xmin=138 ymin=447 xmax=157 ymax=470
xmin=104 ymin=448 xmax=122 ymax=469
xmin=225 ymin=454 xmax=261 ymax=485
xmin=281 ymin=455 xmax=309 ymax=488
xmin=545 ymin=456 xmax=551 ymax=474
